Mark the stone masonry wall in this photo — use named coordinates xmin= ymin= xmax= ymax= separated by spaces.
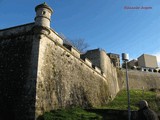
xmin=0 ymin=34 xmax=36 ymax=120
xmin=1 ymin=23 xmax=160 ymax=120
xmin=0 ymin=24 xmax=120 ymax=119
xmin=82 ymin=49 xmax=120 ymax=98
xmin=35 ymin=34 xmax=112 ymax=116
xmin=99 ymin=50 xmax=120 ymax=98
xmin=120 ymin=69 xmax=160 ymax=90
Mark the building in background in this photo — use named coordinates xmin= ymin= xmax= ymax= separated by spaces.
xmin=138 ymin=54 xmax=158 ymax=70
xmin=107 ymin=53 xmax=120 ymax=68
xmin=122 ymin=54 xmax=158 ymax=72
xmin=127 ymin=59 xmax=138 ymax=69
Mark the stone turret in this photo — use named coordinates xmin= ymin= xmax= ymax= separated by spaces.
xmin=35 ymin=2 xmax=53 ymax=28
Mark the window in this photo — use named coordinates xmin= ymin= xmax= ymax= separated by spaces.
xmin=42 ymin=11 xmax=46 ymax=15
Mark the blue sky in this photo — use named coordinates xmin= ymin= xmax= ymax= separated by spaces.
xmin=1 ymin=0 xmax=160 ymax=65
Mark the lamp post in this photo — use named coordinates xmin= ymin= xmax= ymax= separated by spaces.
xmin=122 ymin=53 xmax=131 ymax=120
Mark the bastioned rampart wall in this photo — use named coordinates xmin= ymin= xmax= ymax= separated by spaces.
xmin=0 ymin=23 xmax=37 ymax=120
xmin=82 ymin=49 xmax=120 ymax=98
xmin=1 ymin=22 xmax=160 ymax=120
xmin=35 ymin=26 xmax=120 ymax=116
xmin=0 ymin=23 xmax=120 ymax=119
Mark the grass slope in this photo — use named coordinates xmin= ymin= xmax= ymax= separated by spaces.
xmin=104 ymin=89 xmax=160 ymax=111
xmin=38 ymin=89 xmax=160 ymax=120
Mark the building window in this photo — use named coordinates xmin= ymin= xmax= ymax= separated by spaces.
xmin=42 ymin=11 xmax=46 ymax=15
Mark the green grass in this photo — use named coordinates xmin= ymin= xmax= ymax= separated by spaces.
xmin=37 ymin=90 xmax=160 ymax=120
xmin=100 ymin=89 xmax=159 ymax=111
xmin=37 ymin=108 xmax=102 ymax=120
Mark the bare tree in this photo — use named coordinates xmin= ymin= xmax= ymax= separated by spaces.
xmin=70 ymin=39 xmax=89 ymax=53
xmin=59 ymin=33 xmax=89 ymax=53
xmin=59 ymin=33 xmax=72 ymax=45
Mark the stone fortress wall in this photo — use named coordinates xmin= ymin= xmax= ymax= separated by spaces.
xmin=0 ymin=18 xmax=119 ymax=120
xmin=0 ymin=3 xmax=120 ymax=120
xmin=0 ymin=3 xmax=160 ymax=120
xmin=81 ymin=49 xmax=120 ymax=98
xmin=35 ymin=26 xmax=118 ymax=116
xmin=121 ymin=69 xmax=160 ymax=90
xmin=0 ymin=23 xmax=37 ymax=120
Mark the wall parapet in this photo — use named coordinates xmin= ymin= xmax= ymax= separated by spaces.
xmin=102 ymin=72 xmax=106 ymax=78
xmin=0 ymin=22 xmax=112 ymax=80
xmin=92 ymin=65 xmax=102 ymax=74
xmin=0 ymin=23 xmax=35 ymax=39
xmin=83 ymin=58 xmax=92 ymax=67
xmin=44 ymin=32 xmax=107 ymax=79
xmin=63 ymin=44 xmax=80 ymax=58
xmin=49 ymin=28 xmax=63 ymax=45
